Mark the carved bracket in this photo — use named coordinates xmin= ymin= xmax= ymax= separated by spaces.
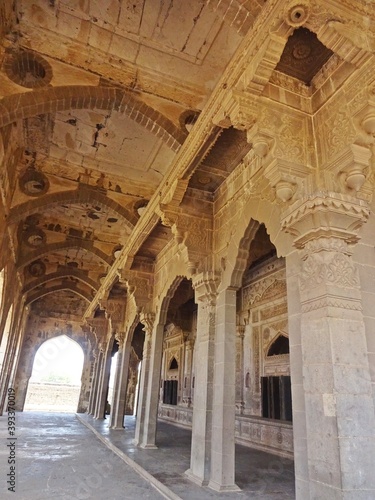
xmin=159 ymin=204 xmax=212 ymax=274
xmin=192 ymin=271 xmax=220 ymax=306
xmin=118 ymin=268 xmax=153 ymax=311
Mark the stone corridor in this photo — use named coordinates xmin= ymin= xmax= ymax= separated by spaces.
xmin=0 ymin=412 xmax=294 ymax=499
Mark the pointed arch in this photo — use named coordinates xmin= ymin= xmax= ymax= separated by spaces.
xmin=266 ymin=333 xmax=290 ymax=357
xmin=7 ymin=186 xmax=138 ymax=229
xmin=158 ymin=275 xmax=188 ymax=325
xmin=0 ymin=86 xmax=186 ymax=152
xmin=26 ymin=284 xmax=92 ymax=306
xmin=24 ymin=334 xmax=85 ymax=411
xmin=23 ymin=269 xmax=99 ymax=295
xmin=17 ymin=240 xmax=112 ymax=270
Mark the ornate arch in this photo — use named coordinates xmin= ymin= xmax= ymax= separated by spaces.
xmin=157 ymin=275 xmax=187 ymax=326
xmin=26 ymin=284 xmax=92 ymax=306
xmin=23 ymin=269 xmax=99 ymax=295
xmin=8 ymin=186 xmax=138 ymax=229
xmin=17 ymin=240 xmax=112 ymax=270
xmin=0 ymin=86 xmax=186 ymax=152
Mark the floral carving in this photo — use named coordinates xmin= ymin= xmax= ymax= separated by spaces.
xmin=300 ymin=252 xmax=359 ymax=291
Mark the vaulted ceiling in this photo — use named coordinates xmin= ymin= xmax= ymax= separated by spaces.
xmin=0 ymin=0 xmax=365 ymax=321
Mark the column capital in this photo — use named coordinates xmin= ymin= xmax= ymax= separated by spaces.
xmin=281 ymin=192 xmax=369 ymax=249
xmin=236 ymin=325 xmax=245 ymax=338
xmin=192 ymin=271 xmax=220 ymax=305
xmin=114 ymin=330 xmax=126 ymax=348
xmin=139 ymin=311 xmax=155 ymax=336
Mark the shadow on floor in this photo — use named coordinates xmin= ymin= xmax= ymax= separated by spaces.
xmin=78 ymin=414 xmax=295 ymax=499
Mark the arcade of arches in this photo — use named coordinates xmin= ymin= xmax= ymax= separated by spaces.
xmin=0 ymin=1 xmax=374 ymax=498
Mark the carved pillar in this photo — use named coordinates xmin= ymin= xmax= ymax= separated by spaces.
xmin=186 ymin=272 xmax=218 ymax=486
xmin=88 ymin=348 xmax=101 ymax=415
xmin=125 ymin=348 xmax=140 ymax=415
xmin=93 ymin=318 xmax=113 ymax=419
xmin=134 ymin=312 xmax=154 ymax=446
xmin=283 ymin=193 xmax=375 ymax=499
xmin=209 ymin=286 xmax=240 ymax=492
xmin=235 ymin=324 xmax=245 ymax=414
xmin=109 ymin=331 xmax=130 ymax=429
xmin=182 ymin=336 xmax=194 ymax=407
xmin=140 ymin=321 xmax=164 ymax=448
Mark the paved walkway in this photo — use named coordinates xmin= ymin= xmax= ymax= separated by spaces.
xmin=78 ymin=414 xmax=295 ymax=500
xmin=0 ymin=411 xmax=295 ymax=499
xmin=0 ymin=412 xmax=164 ymax=499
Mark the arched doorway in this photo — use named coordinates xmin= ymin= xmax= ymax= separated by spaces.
xmin=24 ymin=335 xmax=84 ymax=412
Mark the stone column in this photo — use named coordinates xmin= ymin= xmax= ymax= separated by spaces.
xmin=77 ymin=348 xmax=93 ymax=413
xmin=125 ymin=349 xmax=141 ymax=414
xmin=134 ymin=313 xmax=154 ymax=446
xmin=94 ymin=340 xmax=112 ymax=419
xmin=235 ymin=325 xmax=245 ymax=414
xmin=186 ymin=273 xmax=217 ymax=486
xmin=182 ymin=337 xmax=194 ymax=407
xmin=208 ymin=287 xmax=240 ymax=492
xmin=110 ymin=333 xmax=132 ymax=429
xmin=140 ymin=322 xmax=164 ymax=448
xmin=283 ymin=193 xmax=375 ymax=499
xmin=88 ymin=349 xmax=101 ymax=415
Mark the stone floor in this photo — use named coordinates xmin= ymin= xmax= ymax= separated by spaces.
xmin=0 ymin=412 xmax=164 ymax=499
xmin=0 ymin=411 xmax=295 ymax=499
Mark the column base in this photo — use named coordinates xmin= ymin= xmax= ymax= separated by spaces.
xmin=208 ymin=480 xmax=241 ymax=493
xmin=109 ymin=425 xmax=125 ymax=430
xmin=185 ymin=468 xmax=209 ymax=487
xmin=140 ymin=443 xmax=158 ymax=449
